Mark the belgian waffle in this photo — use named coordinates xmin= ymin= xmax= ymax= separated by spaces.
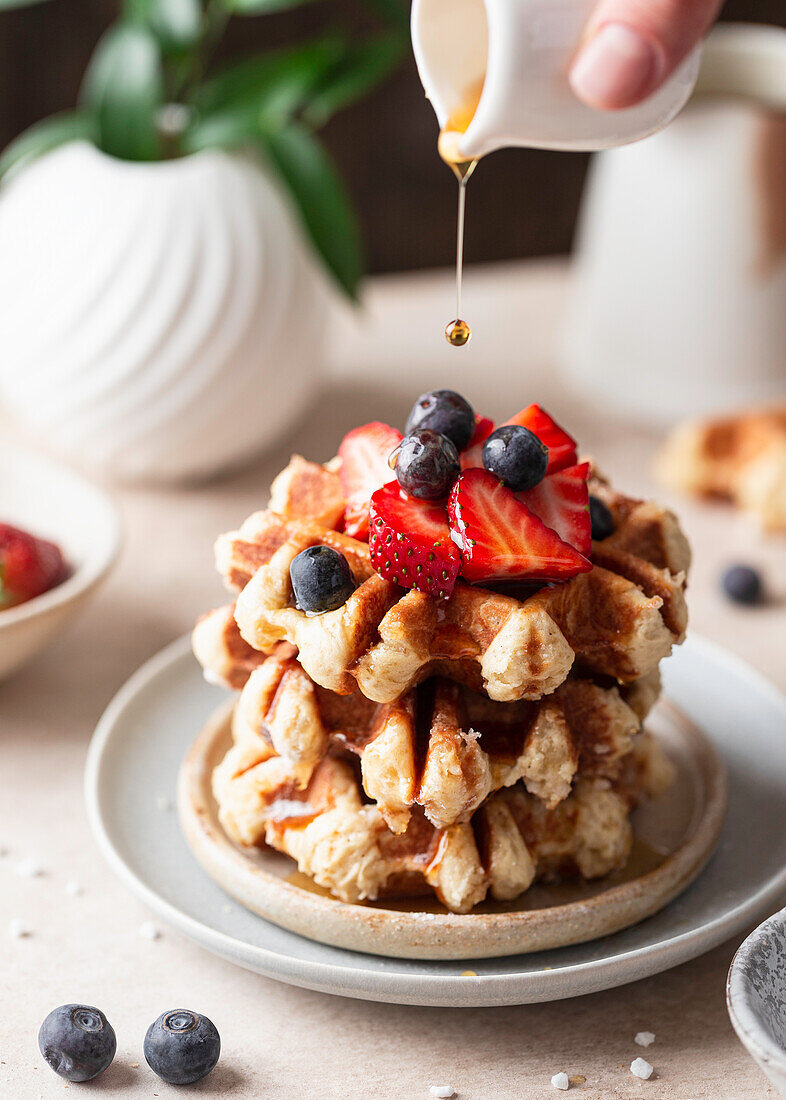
xmin=200 ymin=630 xmax=655 ymax=832
xmin=657 ymin=404 xmax=786 ymax=532
xmin=192 ymin=604 xmax=267 ymax=689
xmin=213 ymin=723 xmax=673 ymax=913
xmin=215 ymin=484 xmax=687 ymax=704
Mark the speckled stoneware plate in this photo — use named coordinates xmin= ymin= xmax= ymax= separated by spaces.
xmin=727 ymin=907 xmax=786 ymax=1096
xmin=85 ymin=634 xmax=786 ymax=1007
xmin=178 ymin=697 xmax=725 ymax=961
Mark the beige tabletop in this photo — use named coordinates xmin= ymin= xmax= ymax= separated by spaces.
xmin=1 ymin=259 xmax=783 ymax=1099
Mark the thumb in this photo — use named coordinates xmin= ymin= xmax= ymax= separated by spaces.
xmin=568 ymin=0 xmax=722 ymax=111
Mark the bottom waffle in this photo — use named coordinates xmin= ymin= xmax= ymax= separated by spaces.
xmin=213 ymin=711 xmax=674 ymax=914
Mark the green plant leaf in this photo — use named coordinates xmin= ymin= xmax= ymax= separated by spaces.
xmin=0 ymin=111 xmax=96 ymax=181
xmin=189 ymin=37 xmax=346 ymax=117
xmin=262 ymin=122 xmax=362 ymax=299
xmin=362 ymin=0 xmax=409 ymax=33
xmin=180 ymin=104 xmax=260 ymax=153
xmin=80 ymin=23 xmax=165 ymax=161
xmin=303 ymin=31 xmax=404 ymax=129
xmin=218 ymin=0 xmax=319 ymax=14
xmin=125 ymin=0 xmax=203 ymax=52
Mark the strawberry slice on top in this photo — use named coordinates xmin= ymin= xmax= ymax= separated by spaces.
xmin=448 ymin=469 xmax=591 ymax=584
xmin=460 ymin=415 xmax=495 ymax=471
xmin=369 ymin=483 xmax=461 ymax=599
xmin=517 ymin=462 xmax=591 ymax=556
xmin=504 ymin=404 xmax=577 ymax=475
xmin=338 ymin=422 xmax=403 ymax=539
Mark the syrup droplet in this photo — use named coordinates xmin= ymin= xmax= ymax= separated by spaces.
xmin=438 ymin=78 xmax=484 ymax=347
xmin=445 ymin=319 xmax=471 ymax=347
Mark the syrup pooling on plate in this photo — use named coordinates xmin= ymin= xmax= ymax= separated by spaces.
xmin=438 ymin=79 xmax=484 ymax=347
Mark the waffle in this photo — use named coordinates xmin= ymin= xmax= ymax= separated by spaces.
xmin=192 ymin=604 xmax=268 ymax=689
xmin=213 ymin=723 xmax=673 ymax=913
xmin=268 ymin=455 xmax=346 ymax=529
xmin=222 ymin=637 xmax=659 ymax=832
xmin=215 ymin=482 xmax=688 ymax=704
xmin=657 ymin=404 xmax=786 ymax=532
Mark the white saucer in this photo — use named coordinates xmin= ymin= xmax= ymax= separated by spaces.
xmin=85 ymin=634 xmax=786 ymax=1007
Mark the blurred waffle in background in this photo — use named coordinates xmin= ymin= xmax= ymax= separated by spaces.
xmin=658 ymin=404 xmax=786 ymax=533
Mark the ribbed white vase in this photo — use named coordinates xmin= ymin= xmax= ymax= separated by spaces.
xmin=0 ymin=142 xmax=333 ymax=483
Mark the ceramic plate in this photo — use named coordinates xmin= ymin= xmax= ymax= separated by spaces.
xmin=178 ymin=698 xmax=726 ymax=960
xmin=85 ymin=634 xmax=786 ymax=1007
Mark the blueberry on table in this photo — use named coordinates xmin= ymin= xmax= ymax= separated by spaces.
xmin=482 ymin=425 xmax=548 ymax=491
xmin=405 ymin=390 xmax=475 ymax=451
xmin=38 ymin=1004 xmax=116 ymax=1082
xmin=393 ymin=429 xmax=461 ymax=501
xmin=721 ymin=564 xmax=763 ymax=605
xmin=589 ymin=495 xmax=616 ymax=541
xmin=144 ymin=1009 xmax=220 ymax=1085
xmin=290 ymin=545 xmax=356 ymax=613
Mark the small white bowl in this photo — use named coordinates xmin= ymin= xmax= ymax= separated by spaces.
xmin=727 ymin=907 xmax=786 ymax=1097
xmin=0 ymin=443 xmax=121 ymax=679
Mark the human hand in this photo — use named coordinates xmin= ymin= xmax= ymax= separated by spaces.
xmin=569 ymin=0 xmax=723 ymax=110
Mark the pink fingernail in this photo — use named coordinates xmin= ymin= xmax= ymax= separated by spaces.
xmin=569 ymin=23 xmax=662 ymax=110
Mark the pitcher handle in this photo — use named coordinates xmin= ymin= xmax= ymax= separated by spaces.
xmin=696 ymin=23 xmax=786 ymax=109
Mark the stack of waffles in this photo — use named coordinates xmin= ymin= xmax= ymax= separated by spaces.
xmin=193 ymin=444 xmax=691 ymax=914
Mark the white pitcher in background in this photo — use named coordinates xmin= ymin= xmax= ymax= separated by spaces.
xmin=411 ymin=0 xmax=702 ymax=155
xmin=563 ymin=24 xmax=786 ymax=423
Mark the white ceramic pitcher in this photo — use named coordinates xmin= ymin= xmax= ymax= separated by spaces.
xmin=411 ymin=0 xmax=702 ymax=155
xmin=562 ymin=24 xmax=786 ymax=423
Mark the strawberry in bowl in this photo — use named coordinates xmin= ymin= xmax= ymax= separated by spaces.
xmin=0 ymin=444 xmax=121 ymax=679
xmin=0 ymin=523 xmax=68 ymax=611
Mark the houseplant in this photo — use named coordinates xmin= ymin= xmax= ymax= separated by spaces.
xmin=0 ymin=0 xmax=407 ymax=482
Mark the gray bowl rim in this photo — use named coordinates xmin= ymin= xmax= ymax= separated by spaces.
xmin=727 ymin=905 xmax=786 ymax=1075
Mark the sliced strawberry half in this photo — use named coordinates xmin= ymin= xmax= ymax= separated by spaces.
xmin=369 ymin=483 xmax=461 ymax=599
xmin=516 ymin=462 xmax=591 ymax=556
xmin=338 ymin=422 xmax=403 ymax=539
xmin=460 ymin=415 xmax=495 ymax=471
xmin=448 ymin=469 xmax=591 ymax=584
xmin=504 ymin=404 xmax=577 ymax=474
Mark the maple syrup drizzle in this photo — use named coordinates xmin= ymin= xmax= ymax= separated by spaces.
xmin=438 ymin=79 xmax=484 ymax=347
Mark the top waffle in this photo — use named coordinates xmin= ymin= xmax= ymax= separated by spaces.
xmin=214 ymin=456 xmax=688 ymax=705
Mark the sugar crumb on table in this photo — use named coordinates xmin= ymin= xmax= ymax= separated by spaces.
xmin=634 ymin=1031 xmax=655 ymax=1047
xmin=630 ymin=1057 xmax=654 ymax=1080
xmin=14 ymin=857 xmax=43 ymax=878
